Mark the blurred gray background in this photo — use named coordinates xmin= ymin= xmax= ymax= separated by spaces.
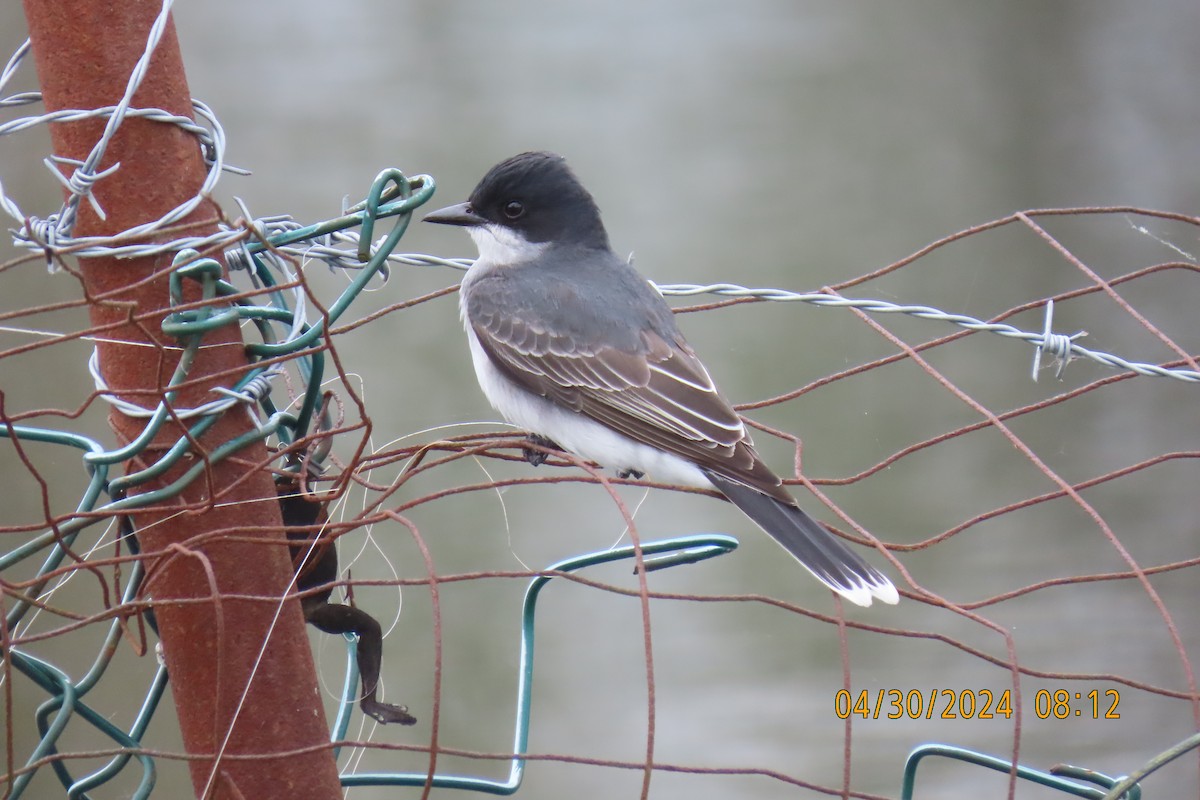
xmin=2 ymin=1 xmax=1199 ymax=798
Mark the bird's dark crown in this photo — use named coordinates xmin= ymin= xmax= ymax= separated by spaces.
xmin=466 ymin=151 xmax=610 ymax=248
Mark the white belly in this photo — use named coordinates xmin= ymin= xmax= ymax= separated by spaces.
xmin=465 ymin=327 xmax=712 ymax=489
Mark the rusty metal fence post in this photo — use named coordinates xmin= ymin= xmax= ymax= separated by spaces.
xmin=19 ymin=2 xmax=345 ymax=797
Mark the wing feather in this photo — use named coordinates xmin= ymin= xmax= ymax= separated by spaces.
xmin=470 ymin=308 xmax=788 ymax=500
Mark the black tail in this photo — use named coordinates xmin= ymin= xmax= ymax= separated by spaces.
xmin=703 ymin=471 xmax=898 ymax=607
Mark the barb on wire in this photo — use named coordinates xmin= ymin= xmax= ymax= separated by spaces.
xmin=653 ymin=281 xmax=1200 ymax=384
xmin=1031 ymin=299 xmax=1087 ymax=381
xmin=0 ymin=0 xmax=240 ymax=263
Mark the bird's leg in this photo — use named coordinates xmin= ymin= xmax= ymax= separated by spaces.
xmin=617 ymin=468 xmax=645 ymax=479
xmin=283 ymin=485 xmax=416 ymax=725
xmin=522 ymin=433 xmax=562 ymax=466
xmin=303 ymin=600 xmax=417 ymax=725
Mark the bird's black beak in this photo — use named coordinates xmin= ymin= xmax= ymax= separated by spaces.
xmin=423 ymin=202 xmax=486 ymax=227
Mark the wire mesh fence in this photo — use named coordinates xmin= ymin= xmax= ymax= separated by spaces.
xmin=3 ymin=3 xmax=1200 ymax=799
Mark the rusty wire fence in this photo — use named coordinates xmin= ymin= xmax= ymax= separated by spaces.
xmin=3 ymin=4 xmax=1200 ymax=800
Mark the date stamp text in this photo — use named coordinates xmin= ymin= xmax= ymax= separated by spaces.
xmin=834 ymin=688 xmax=1120 ymax=720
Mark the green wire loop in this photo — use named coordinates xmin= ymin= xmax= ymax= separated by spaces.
xmin=901 ymin=744 xmax=1141 ymax=800
xmin=340 ymin=533 xmax=738 ymax=793
xmin=358 ymin=167 xmax=415 ymax=262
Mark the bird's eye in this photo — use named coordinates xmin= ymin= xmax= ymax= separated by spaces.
xmin=503 ymin=200 xmax=525 ymax=219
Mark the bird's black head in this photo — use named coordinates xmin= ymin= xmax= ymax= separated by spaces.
xmin=425 ymin=152 xmax=610 ymax=250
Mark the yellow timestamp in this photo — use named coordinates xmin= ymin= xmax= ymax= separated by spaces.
xmin=1033 ymin=689 xmax=1121 ymax=720
xmin=833 ymin=688 xmax=1121 ymax=720
xmin=835 ymin=689 xmax=1014 ymax=720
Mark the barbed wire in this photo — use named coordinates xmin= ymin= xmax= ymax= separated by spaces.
xmin=3 ymin=19 xmax=1196 ymax=399
xmin=3 ymin=22 xmax=1197 ymax=397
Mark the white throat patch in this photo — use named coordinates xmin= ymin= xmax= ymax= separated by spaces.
xmin=467 ymin=224 xmax=548 ymax=266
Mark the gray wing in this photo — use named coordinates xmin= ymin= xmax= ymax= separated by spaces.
xmin=466 ymin=277 xmax=791 ymax=501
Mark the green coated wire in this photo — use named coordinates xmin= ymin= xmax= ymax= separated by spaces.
xmin=108 ymin=410 xmax=293 ymax=500
xmin=1 ymin=252 xmax=272 ymax=797
xmin=900 ymin=744 xmax=1141 ymax=800
xmin=66 ymin=665 xmax=167 ymax=799
xmin=238 ymin=170 xmax=433 ymax=261
xmin=0 ymin=425 xmax=108 ymax=628
xmin=1099 ymin=733 xmax=1200 ymax=800
xmin=8 ymin=537 xmax=159 ymax=799
xmin=21 ymin=659 xmax=78 ymax=798
xmin=93 ymin=168 xmax=430 ymax=490
xmin=340 ymin=533 xmax=739 ymax=793
xmin=3 ymin=297 xmax=287 ymax=799
xmin=247 ymin=176 xmax=427 ymax=359
xmin=0 ymin=415 xmax=280 ymax=567
xmin=9 ymin=651 xmax=157 ymax=800
xmin=329 ymin=635 xmax=362 ymax=760
xmin=99 ymin=250 xmax=291 ymax=493
xmin=0 ymin=166 xmax=434 ymax=798
xmin=84 ymin=248 xmax=220 ymax=469
xmin=1 ymin=169 xmax=418 ymax=535
xmin=2 ymin=167 xmax=426 ymax=572
xmin=65 ymin=562 xmax=165 ymax=799
xmin=233 ymin=304 xmax=326 ymax=443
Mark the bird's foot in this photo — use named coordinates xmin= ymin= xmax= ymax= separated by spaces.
xmin=522 ymin=434 xmax=561 ymax=467
xmin=617 ymin=468 xmax=644 ymax=480
xmin=362 ymin=698 xmax=418 ymax=726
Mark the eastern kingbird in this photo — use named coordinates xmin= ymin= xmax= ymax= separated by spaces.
xmin=425 ymin=151 xmax=898 ymax=607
